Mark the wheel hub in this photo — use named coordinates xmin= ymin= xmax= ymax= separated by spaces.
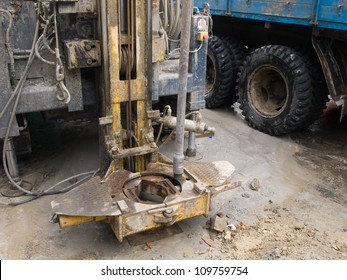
xmin=249 ymin=65 xmax=289 ymax=118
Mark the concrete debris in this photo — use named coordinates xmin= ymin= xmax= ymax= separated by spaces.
xmin=227 ymin=224 xmax=237 ymax=231
xmin=331 ymin=245 xmax=340 ymax=251
xmin=223 ymin=231 xmax=233 ymax=241
xmin=241 ymin=193 xmax=250 ymax=198
xmin=271 ymin=247 xmax=283 ymax=259
xmin=201 ymin=235 xmax=217 ymax=248
xmin=331 ymin=242 xmax=347 ymax=252
xmin=239 ymin=222 xmax=251 ymax=229
xmin=249 ymin=178 xmax=260 ymax=191
xmin=210 ymin=215 xmax=228 ymax=232
xmin=264 ymin=217 xmax=275 ymax=223
xmin=220 ymin=248 xmax=228 ymax=253
xmin=294 ymin=223 xmax=305 ymax=230
xmin=146 ymin=242 xmax=153 ymax=249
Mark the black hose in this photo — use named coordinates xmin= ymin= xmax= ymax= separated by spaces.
xmin=0 ymin=170 xmax=100 ymax=206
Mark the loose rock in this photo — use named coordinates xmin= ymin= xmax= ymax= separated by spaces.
xmin=202 ymin=235 xmax=217 ymax=248
xmin=210 ymin=215 xmax=228 ymax=232
xmin=224 ymin=231 xmax=233 ymax=241
xmin=294 ymin=223 xmax=305 ymax=230
xmin=249 ymin=178 xmax=260 ymax=191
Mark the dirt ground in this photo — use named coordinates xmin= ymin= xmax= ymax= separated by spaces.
xmin=0 ymin=106 xmax=346 ymax=260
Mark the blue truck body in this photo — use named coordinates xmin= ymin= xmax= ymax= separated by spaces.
xmin=194 ymin=0 xmax=347 ymax=31
xmin=194 ymin=0 xmax=347 ymax=134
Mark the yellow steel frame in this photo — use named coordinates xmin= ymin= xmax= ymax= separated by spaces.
xmin=53 ymin=1 xmax=238 ymax=243
xmin=107 ymin=0 xmax=151 ymax=172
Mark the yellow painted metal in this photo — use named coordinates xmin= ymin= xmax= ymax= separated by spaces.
xmin=107 ymin=0 xmax=122 ymax=153
xmin=103 ymin=0 xmax=225 ymax=237
xmin=106 ymin=0 xmax=150 ymax=172
xmin=55 ymin=1 xmax=221 ymax=243
xmin=110 ymin=195 xmax=210 ymax=242
xmin=59 ymin=215 xmax=107 ymax=228
xmin=111 ymin=79 xmax=146 ymax=102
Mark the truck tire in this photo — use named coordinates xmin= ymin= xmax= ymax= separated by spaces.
xmin=293 ymin=46 xmax=329 ymax=126
xmin=237 ymin=45 xmax=312 ymax=135
xmin=205 ymin=36 xmax=233 ymax=108
xmin=221 ymin=36 xmax=247 ymax=105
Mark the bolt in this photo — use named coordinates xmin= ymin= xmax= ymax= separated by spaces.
xmin=85 ymin=44 xmax=92 ymax=51
xmin=86 ymin=58 xmax=93 ymax=65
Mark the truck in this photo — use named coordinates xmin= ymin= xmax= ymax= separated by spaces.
xmin=0 ymin=0 xmax=239 ymax=241
xmin=195 ymin=0 xmax=347 ymax=135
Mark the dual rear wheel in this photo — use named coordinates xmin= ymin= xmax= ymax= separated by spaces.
xmin=206 ymin=40 xmax=328 ymax=135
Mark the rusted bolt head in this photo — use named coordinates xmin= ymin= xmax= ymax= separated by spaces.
xmin=111 ymin=147 xmax=119 ymax=155
xmin=85 ymin=44 xmax=92 ymax=51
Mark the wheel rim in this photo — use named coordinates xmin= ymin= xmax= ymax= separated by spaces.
xmin=248 ymin=65 xmax=290 ymax=118
xmin=205 ymin=51 xmax=217 ymax=95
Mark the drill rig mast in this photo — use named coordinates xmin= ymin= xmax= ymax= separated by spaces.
xmin=0 ymin=0 xmax=238 ymax=241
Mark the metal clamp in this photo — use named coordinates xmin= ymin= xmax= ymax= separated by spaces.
xmin=55 ymin=49 xmax=71 ymax=104
xmin=56 ymin=81 xmax=71 ymax=104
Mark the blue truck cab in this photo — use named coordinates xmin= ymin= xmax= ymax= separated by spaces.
xmin=195 ymin=0 xmax=347 ymax=135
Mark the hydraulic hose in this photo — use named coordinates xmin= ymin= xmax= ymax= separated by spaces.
xmin=1 ymin=19 xmax=40 ymax=196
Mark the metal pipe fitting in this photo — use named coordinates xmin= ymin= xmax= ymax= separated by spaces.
xmin=173 ymin=0 xmax=193 ymax=180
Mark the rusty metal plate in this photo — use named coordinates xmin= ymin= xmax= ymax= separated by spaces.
xmin=65 ymin=39 xmax=101 ymax=69
xmin=51 ymin=177 xmax=122 ymax=216
xmin=184 ymin=161 xmax=235 ymax=187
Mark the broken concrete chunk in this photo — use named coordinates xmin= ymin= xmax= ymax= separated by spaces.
xmin=224 ymin=231 xmax=233 ymax=241
xmin=202 ymin=235 xmax=217 ymax=248
xmin=227 ymin=224 xmax=237 ymax=231
xmin=249 ymin=178 xmax=260 ymax=191
xmin=294 ymin=223 xmax=305 ymax=230
xmin=210 ymin=215 xmax=228 ymax=232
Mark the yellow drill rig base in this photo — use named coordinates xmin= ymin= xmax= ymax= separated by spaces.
xmin=51 ymin=154 xmax=239 ymax=242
